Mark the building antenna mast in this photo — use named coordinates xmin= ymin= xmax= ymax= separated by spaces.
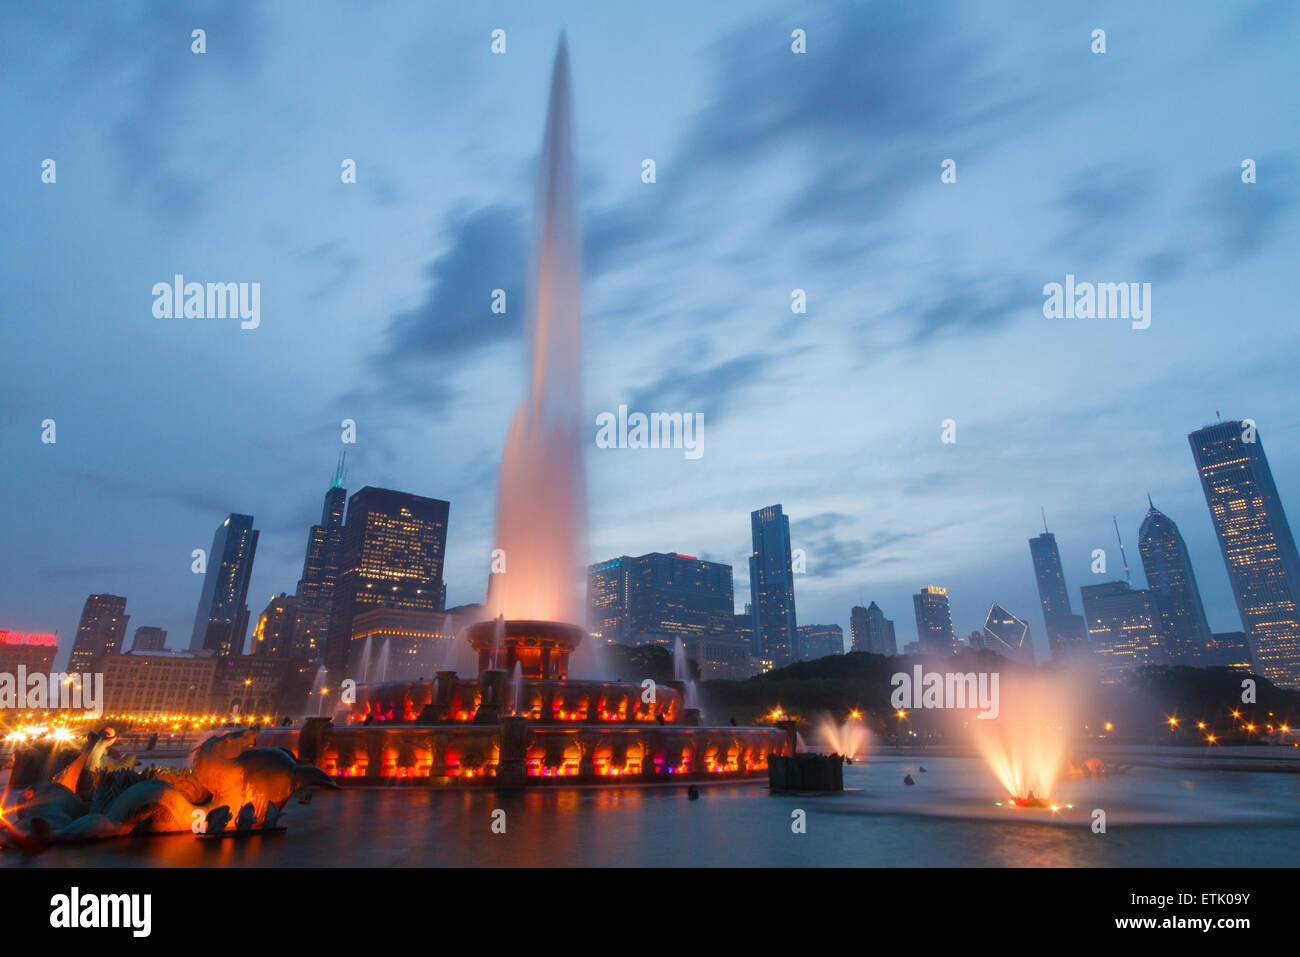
xmin=1113 ymin=515 xmax=1132 ymax=585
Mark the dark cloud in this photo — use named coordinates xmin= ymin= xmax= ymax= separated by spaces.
xmin=681 ymin=0 xmax=1066 ymax=230
xmin=1202 ymin=155 xmax=1296 ymax=265
xmin=103 ymin=1 xmax=264 ymax=222
xmin=623 ymin=352 xmax=770 ymax=424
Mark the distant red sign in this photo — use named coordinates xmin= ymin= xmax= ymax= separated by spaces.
xmin=0 ymin=631 xmax=57 ymax=646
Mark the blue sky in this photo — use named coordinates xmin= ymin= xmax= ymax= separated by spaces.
xmin=2 ymin=0 xmax=1298 ymax=665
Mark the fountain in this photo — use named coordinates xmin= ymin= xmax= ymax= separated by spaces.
xmin=971 ymin=675 xmax=1073 ymax=807
xmin=814 ymin=713 xmax=869 ymax=760
xmin=255 ymin=38 xmax=790 ymax=787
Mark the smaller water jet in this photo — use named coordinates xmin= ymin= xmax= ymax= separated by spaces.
xmin=814 ymin=713 xmax=869 ymax=760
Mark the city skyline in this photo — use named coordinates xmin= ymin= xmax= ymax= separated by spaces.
xmin=3 ymin=2 xmax=1298 ymax=670
xmin=13 ymin=414 xmax=1300 ymax=675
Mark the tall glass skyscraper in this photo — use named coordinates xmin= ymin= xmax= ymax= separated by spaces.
xmin=913 ymin=585 xmax=955 ymax=655
xmin=190 ymin=514 xmax=259 ymax=656
xmin=324 ymin=487 xmax=449 ymax=676
xmin=1137 ymin=498 xmax=1212 ymax=663
xmin=749 ymin=505 xmax=798 ymax=669
xmin=1028 ymin=529 xmax=1088 ymax=658
xmin=1190 ymin=420 xmax=1300 ymax=687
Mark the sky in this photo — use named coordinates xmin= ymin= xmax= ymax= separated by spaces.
xmin=2 ymin=0 xmax=1298 ymax=667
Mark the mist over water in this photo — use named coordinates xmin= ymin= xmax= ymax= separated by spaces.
xmin=488 ymin=38 xmax=586 ymax=627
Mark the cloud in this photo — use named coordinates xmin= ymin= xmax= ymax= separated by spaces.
xmin=624 ymin=352 xmax=770 ymax=425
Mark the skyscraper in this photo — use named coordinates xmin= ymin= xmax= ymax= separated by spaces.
xmin=1080 ymin=580 xmax=1165 ymax=681
xmin=586 ymin=552 xmax=733 ymax=648
xmin=982 ymin=602 xmax=1034 ymax=664
xmin=1190 ymin=420 xmax=1300 ymax=687
xmin=68 ymin=594 xmax=129 ymax=673
xmin=913 ymin=586 xmax=955 ymax=656
xmin=796 ymin=624 xmax=844 ymax=660
xmin=850 ymin=601 xmax=897 ymax=655
xmin=587 ymin=556 xmax=630 ymax=644
xmin=1138 ymin=498 xmax=1213 ymax=663
xmin=324 ymin=487 xmax=450 ymax=676
xmin=749 ymin=505 xmax=798 ymax=668
xmin=1029 ymin=526 xmax=1088 ymax=658
xmin=190 ymin=513 xmax=260 ymax=656
xmin=297 ymin=459 xmax=347 ymax=611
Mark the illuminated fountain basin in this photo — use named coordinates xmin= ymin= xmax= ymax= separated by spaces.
xmin=259 ymin=619 xmax=790 ymax=786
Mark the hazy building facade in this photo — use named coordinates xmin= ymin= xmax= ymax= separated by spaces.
xmin=190 ymin=513 xmax=260 ymax=657
xmin=69 ymin=594 xmax=129 ymax=673
xmin=681 ymin=634 xmax=752 ymax=680
xmin=1205 ymin=631 xmax=1253 ymax=671
xmin=1028 ymin=531 xmax=1088 ymax=658
xmin=130 ymin=626 xmax=168 ymax=653
xmin=749 ymin=505 xmax=798 ymax=668
xmin=1138 ymin=500 xmax=1213 ymax=663
xmin=348 ymin=606 xmax=456 ymax=683
xmin=850 ymin=601 xmax=897 ymax=655
xmin=913 ymin=586 xmax=955 ymax=656
xmin=1190 ymin=420 xmax=1300 ymax=687
xmin=587 ymin=552 xmax=733 ymax=648
xmin=1081 ymin=580 xmax=1166 ymax=681
xmin=324 ymin=487 xmax=450 ymax=677
xmin=796 ymin=624 xmax=844 ymax=660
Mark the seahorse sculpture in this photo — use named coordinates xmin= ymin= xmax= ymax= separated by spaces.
xmin=0 ymin=725 xmax=334 ymax=849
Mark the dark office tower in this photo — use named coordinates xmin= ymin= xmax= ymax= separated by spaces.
xmin=1190 ymin=420 xmax=1300 ymax=687
xmin=850 ymin=601 xmax=897 ymax=655
xmin=982 ymin=602 xmax=1034 ymax=664
xmin=1029 ymin=528 xmax=1089 ymax=658
xmin=749 ymin=505 xmax=798 ymax=668
xmin=1138 ymin=498 xmax=1213 ymax=664
xmin=732 ymin=609 xmax=755 ymax=655
xmin=587 ymin=553 xmax=733 ymax=647
xmin=68 ymin=594 xmax=129 ymax=673
xmin=1080 ymin=580 xmax=1165 ymax=682
xmin=913 ymin=586 xmax=955 ymax=655
xmin=297 ymin=459 xmax=347 ymax=610
xmin=130 ymin=626 xmax=167 ymax=653
xmin=190 ymin=514 xmax=259 ymax=657
xmin=324 ymin=487 xmax=450 ymax=677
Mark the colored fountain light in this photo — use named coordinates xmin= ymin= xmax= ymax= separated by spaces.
xmin=971 ymin=676 xmax=1073 ymax=805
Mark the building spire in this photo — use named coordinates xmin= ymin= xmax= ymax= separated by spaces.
xmin=332 ymin=451 xmax=347 ymax=490
xmin=1041 ymin=506 xmax=1049 ymax=534
xmin=1146 ymin=490 xmax=1154 ymax=511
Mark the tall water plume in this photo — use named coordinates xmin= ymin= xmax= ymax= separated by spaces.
xmin=487 ymin=37 xmax=585 ymax=626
